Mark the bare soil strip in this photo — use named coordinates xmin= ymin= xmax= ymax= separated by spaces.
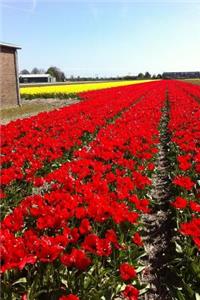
xmin=0 ymin=98 xmax=80 ymax=125
xmin=139 ymin=100 xmax=177 ymax=299
xmin=182 ymin=79 xmax=200 ymax=86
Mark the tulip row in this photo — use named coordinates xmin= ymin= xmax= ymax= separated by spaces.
xmin=1 ymin=81 xmax=167 ymax=299
xmin=168 ymin=81 xmax=200 ymax=298
xmin=20 ymin=80 xmax=152 ymax=99
xmin=1 ymin=82 xmax=160 ymax=218
xmin=1 ymin=80 xmax=199 ymax=299
xmin=1 ymin=82 xmax=159 ymax=187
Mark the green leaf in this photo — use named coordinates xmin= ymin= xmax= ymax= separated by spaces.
xmin=176 ymin=290 xmax=186 ymax=300
xmin=136 ymin=266 xmax=146 ymax=273
xmin=115 ymin=283 xmax=126 ymax=294
xmin=139 ymin=284 xmax=150 ymax=295
xmin=61 ymin=278 xmax=68 ymax=288
xmin=175 ymin=241 xmax=183 ymax=253
xmin=195 ymin=293 xmax=200 ymax=300
xmin=12 ymin=277 xmax=27 ymax=285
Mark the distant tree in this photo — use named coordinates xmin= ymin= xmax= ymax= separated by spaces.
xmin=123 ymin=75 xmax=136 ymax=80
xmin=20 ymin=69 xmax=30 ymax=74
xmin=157 ymin=74 xmax=162 ymax=79
xmin=137 ymin=73 xmax=144 ymax=79
xmin=30 ymin=68 xmax=46 ymax=74
xmin=31 ymin=68 xmax=41 ymax=74
xmin=144 ymin=72 xmax=151 ymax=79
xmin=46 ymin=66 xmax=65 ymax=82
xmin=152 ymin=74 xmax=157 ymax=79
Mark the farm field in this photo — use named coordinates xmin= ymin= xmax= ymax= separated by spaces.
xmin=20 ymin=79 xmax=153 ymax=99
xmin=1 ymin=80 xmax=200 ymax=300
xmin=0 ymin=98 xmax=80 ymax=125
xmin=183 ymin=78 xmax=200 ymax=86
xmin=1 ymin=81 xmax=153 ymax=124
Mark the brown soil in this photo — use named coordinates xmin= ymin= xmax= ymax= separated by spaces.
xmin=182 ymin=79 xmax=200 ymax=86
xmin=139 ymin=103 xmax=176 ymax=300
xmin=0 ymin=98 xmax=80 ymax=125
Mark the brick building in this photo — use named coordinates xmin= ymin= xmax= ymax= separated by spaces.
xmin=0 ymin=42 xmax=21 ymax=108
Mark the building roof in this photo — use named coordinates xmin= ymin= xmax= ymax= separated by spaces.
xmin=0 ymin=42 xmax=21 ymax=49
xmin=19 ymin=74 xmax=52 ymax=78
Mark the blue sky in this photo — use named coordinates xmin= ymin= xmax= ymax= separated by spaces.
xmin=1 ymin=0 xmax=200 ymax=77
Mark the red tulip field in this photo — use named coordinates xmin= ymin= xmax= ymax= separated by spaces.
xmin=0 ymin=80 xmax=200 ymax=300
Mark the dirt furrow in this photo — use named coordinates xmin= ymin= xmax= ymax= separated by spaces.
xmin=139 ymin=99 xmax=177 ymax=300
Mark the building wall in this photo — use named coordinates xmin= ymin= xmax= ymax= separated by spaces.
xmin=19 ymin=75 xmax=56 ymax=84
xmin=20 ymin=76 xmax=49 ymax=83
xmin=0 ymin=46 xmax=19 ymax=108
xmin=162 ymin=72 xmax=200 ymax=79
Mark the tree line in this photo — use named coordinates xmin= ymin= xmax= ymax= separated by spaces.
xmin=20 ymin=67 xmax=163 ymax=82
xmin=20 ymin=67 xmax=65 ymax=82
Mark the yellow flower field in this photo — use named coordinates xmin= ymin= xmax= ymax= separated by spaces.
xmin=20 ymin=80 xmax=153 ymax=99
